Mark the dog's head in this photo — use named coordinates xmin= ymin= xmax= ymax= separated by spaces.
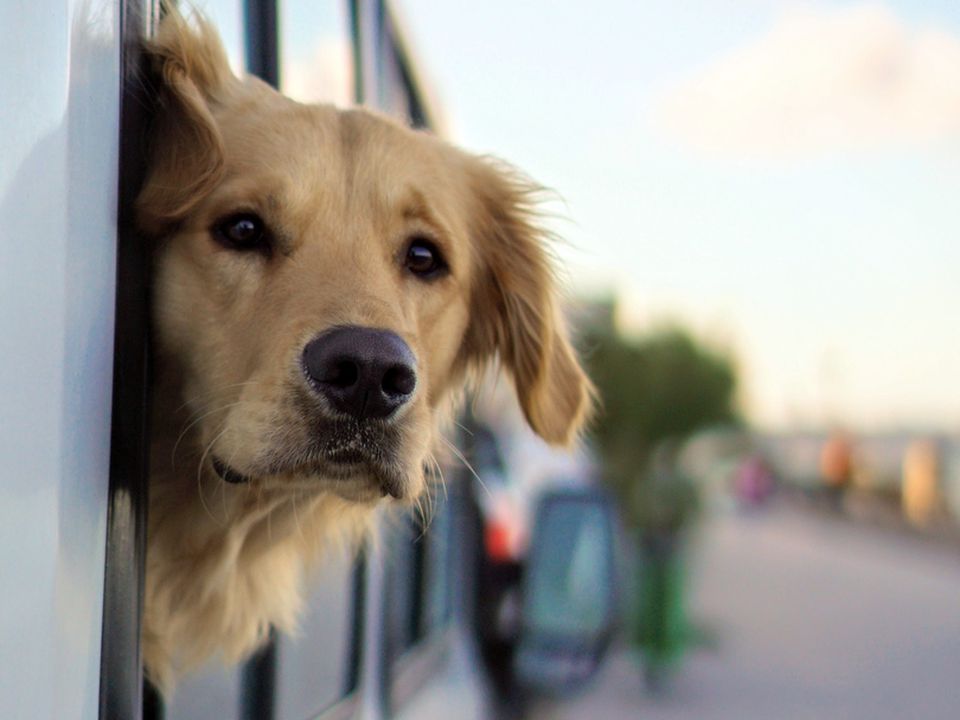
xmin=138 ymin=13 xmax=591 ymax=504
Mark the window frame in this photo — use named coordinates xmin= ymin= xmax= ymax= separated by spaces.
xmin=99 ymin=1 xmax=157 ymax=718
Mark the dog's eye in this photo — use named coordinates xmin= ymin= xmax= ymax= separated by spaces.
xmin=404 ymin=238 xmax=447 ymax=278
xmin=213 ymin=213 xmax=270 ymax=253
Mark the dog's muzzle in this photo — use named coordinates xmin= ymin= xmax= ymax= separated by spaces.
xmin=209 ymin=326 xmax=418 ymax=497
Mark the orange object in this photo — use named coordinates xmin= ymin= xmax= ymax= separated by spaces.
xmin=903 ymin=440 xmax=940 ymax=526
xmin=820 ymin=434 xmax=853 ymax=487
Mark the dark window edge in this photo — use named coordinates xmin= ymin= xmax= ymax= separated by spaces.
xmin=99 ymin=1 xmax=156 ymax=718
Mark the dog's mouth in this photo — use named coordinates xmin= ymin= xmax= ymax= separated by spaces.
xmin=210 ymin=451 xmax=406 ymax=498
xmin=207 ymin=406 xmax=415 ymax=499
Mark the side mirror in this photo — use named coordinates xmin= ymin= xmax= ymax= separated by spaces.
xmin=513 ymin=486 xmax=619 ymax=695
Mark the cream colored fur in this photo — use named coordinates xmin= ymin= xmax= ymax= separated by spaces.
xmin=137 ymin=9 xmax=591 ymax=694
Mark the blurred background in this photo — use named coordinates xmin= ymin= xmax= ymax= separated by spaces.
xmin=392 ymin=1 xmax=960 ymax=718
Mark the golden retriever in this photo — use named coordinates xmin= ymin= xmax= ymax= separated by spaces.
xmin=138 ymin=10 xmax=591 ymax=694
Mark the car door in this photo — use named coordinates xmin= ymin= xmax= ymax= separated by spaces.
xmin=0 ymin=2 xmax=126 ymax=718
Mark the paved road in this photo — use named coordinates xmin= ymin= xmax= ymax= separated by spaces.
xmin=530 ymin=504 xmax=960 ymax=720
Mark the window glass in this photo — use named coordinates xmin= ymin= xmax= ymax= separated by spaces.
xmin=377 ymin=36 xmax=414 ymax=123
xmin=384 ymin=515 xmax=421 ymax=661
xmin=421 ymin=493 xmax=451 ymax=633
xmin=384 ymin=494 xmax=452 ymax=668
xmin=195 ymin=0 xmax=246 ymax=75
xmin=279 ymin=0 xmax=354 ymax=105
xmin=275 ymin=545 xmax=358 ymax=720
xmin=164 ymin=664 xmax=242 ymax=720
xmin=376 ymin=15 xmax=430 ymax=127
xmin=526 ymin=500 xmax=613 ymax=637
xmin=473 ymin=426 xmax=507 ymax=484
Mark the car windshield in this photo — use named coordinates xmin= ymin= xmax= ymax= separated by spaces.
xmin=526 ymin=499 xmax=613 ymax=638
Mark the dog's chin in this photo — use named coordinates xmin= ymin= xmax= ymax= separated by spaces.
xmin=210 ymin=453 xmax=410 ymax=502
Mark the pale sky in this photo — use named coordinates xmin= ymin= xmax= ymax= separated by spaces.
xmin=399 ymin=0 xmax=960 ymax=432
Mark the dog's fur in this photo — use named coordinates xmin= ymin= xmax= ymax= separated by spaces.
xmin=138 ymin=11 xmax=591 ymax=693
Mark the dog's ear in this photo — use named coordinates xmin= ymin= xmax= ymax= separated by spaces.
xmin=463 ymin=158 xmax=594 ymax=446
xmin=136 ymin=10 xmax=233 ymax=235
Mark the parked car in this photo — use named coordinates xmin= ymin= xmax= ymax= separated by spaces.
xmin=514 ymin=486 xmax=620 ymax=696
xmin=460 ymin=389 xmax=598 ymax=703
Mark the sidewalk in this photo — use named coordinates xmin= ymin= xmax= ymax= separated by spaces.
xmin=528 ymin=503 xmax=960 ymax=720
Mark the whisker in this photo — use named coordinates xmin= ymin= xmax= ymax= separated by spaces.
xmin=196 ymin=424 xmax=232 ymax=528
xmin=413 ymin=494 xmax=431 ymax=540
xmin=427 ymin=452 xmax=448 ymax=503
xmin=413 ymin=454 xmax=453 ymax=539
xmin=173 ymin=380 xmax=267 ymax=415
xmin=438 ymin=434 xmax=492 ymax=500
xmin=257 ymin=472 xmax=273 ymax=540
xmin=291 ymin=488 xmax=305 ymax=540
xmin=222 ymin=430 xmax=251 ymax=520
xmin=171 ymin=399 xmax=254 ymax=470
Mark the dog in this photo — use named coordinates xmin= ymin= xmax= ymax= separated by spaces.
xmin=137 ymin=10 xmax=591 ymax=694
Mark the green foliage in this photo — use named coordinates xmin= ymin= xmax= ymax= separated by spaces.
xmin=581 ymin=319 xmax=739 ymax=523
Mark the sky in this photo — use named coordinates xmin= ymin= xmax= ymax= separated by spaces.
xmin=397 ymin=0 xmax=960 ymax=432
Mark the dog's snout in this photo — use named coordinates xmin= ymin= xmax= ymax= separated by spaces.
xmin=302 ymin=326 xmax=417 ymax=420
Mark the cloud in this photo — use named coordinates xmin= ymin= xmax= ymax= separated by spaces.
xmin=655 ymin=3 xmax=960 ymax=157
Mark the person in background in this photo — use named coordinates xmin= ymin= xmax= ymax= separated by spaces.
xmin=819 ymin=431 xmax=854 ymax=510
xmin=733 ymin=453 xmax=775 ymax=508
xmin=630 ymin=441 xmax=699 ymax=691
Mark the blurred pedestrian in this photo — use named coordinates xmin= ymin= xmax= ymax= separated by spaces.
xmin=630 ymin=441 xmax=699 ymax=691
xmin=819 ymin=432 xmax=854 ymax=510
xmin=734 ymin=453 xmax=775 ymax=508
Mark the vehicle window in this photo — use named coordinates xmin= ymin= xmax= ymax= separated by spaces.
xmin=278 ymin=0 xmax=354 ymax=105
xmin=384 ymin=490 xmax=452 ymax=663
xmin=421 ymin=493 xmax=452 ymax=634
xmin=473 ymin=426 xmax=507 ymax=481
xmin=384 ymin=515 xmax=422 ymax=660
xmin=164 ymin=664 xmax=242 ymax=720
xmin=376 ymin=24 xmax=422 ymax=126
xmin=275 ymin=546 xmax=359 ymax=720
xmin=164 ymin=547 xmax=358 ymax=720
xmin=526 ymin=500 xmax=613 ymax=637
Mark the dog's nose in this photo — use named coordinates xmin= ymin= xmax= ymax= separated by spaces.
xmin=302 ymin=326 xmax=417 ymax=420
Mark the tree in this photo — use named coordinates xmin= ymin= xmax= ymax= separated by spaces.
xmin=582 ymin=319 xmax=739 ymax=524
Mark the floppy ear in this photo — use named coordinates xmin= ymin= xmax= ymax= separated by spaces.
xmin=136 ymin=9 xmax=233 ymax=235
xmin=463 ymin=158 xmax=594 ymax=446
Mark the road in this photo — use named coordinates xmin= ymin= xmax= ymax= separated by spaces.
xmin=529 ymin=503 xmax=960 ymax=720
